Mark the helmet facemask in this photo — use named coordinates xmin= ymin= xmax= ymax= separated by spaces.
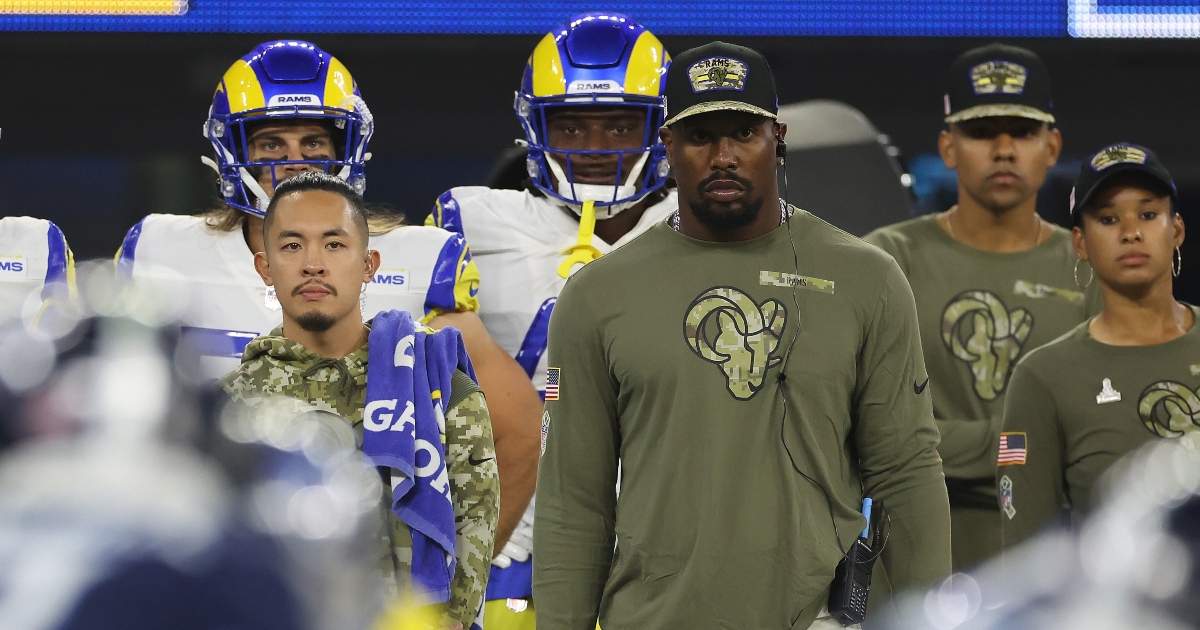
xmin=518 ymin=93 xmax=668 ymax=220
xmin=205 ymin=97 xmax=373 ymax=218
xmin=203 ymin=41 xmax=374 ymax=219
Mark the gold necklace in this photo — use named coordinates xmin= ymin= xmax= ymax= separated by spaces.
xmin=945 ymin=205 xmax=1043 ymax=249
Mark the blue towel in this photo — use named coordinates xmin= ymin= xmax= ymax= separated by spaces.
xmin=363 ymin=310 xmax=476 ymax=605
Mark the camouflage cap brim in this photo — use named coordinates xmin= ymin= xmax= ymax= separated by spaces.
xmin=664 ymin=100 xmax=777 ymax=127
xmin=944 ymin=104 xmax=1055 ymax=124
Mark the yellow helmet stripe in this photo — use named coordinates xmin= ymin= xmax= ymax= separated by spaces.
xmin=222 ymin=59 xmax=266 ymax=114
xmin=624 ymin=31 xmax=669 ymax=96
xmin=531 ymin=33 xmax=567 ymax=97
xmin=324 ymin=55 xmax=355 ymax=108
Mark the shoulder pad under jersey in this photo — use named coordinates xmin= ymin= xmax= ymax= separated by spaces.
xmin=426 ymin=230 xmax=480 ymax=315
xmin=373 ymin=224 xmax=481 ymax=317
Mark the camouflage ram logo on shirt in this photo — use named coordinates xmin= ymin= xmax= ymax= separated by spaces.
xmin=941 ymin=289 xmax=1034 ymax=401
xmin=1138 ymin=381 xmax=1200 ymax=438
xmin=683 ymin=286 xmax=786 ymax=401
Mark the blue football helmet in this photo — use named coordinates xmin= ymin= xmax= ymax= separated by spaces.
xmin=204 ymin=41 xmax=373 ymax=217
xmin=516 ymin=13 xmax=671 ymax=218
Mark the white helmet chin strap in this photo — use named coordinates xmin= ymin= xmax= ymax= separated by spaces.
xmin=239 ymin=167 xmax=272 ymax=215
xmin=545 ymin=150 xmax=652 ymax=220
xmin=202 ymin=145 xmax=271 ymax=217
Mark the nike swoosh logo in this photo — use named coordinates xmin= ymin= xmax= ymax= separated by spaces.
xmin=468 ymin=456 xmax=494 ymax=466
xmin=915 ymin=378 xmax=929 ymax=395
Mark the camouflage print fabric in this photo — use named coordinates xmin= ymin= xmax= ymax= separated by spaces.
xmin=220 ymin=326 xmax=498 ymax=628
xmin=682 ymin=286 xmax=786 ymax=401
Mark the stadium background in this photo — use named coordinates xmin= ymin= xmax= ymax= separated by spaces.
xmin=3 ymin=1 xmax=1200 ymax=299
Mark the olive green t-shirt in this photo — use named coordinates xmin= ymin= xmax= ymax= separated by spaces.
xmin=864 ymin=215 xmax=1101 ymax=497
xmin=998 ymin=305 xmax=1200 ymax=548
xmin=534 ymin=211 xmax=951 ymax=630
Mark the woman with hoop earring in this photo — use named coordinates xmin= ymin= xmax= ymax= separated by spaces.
xmin=996 ymin=143 xmax=1195 ymax=550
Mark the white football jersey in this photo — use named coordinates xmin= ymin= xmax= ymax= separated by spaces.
xmin=429 ymin=187 xmax=673 ymax=591
xmin=118 ymin=213 xmax=480 ymax=379
xmin=428 ymin=188 xmax=676 ymax=391
xmin=0 ymin=216 xmax=72 ymax=326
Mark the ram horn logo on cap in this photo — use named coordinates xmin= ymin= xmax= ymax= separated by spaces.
xmin=687 ymin=57 xmax=749 ymax=92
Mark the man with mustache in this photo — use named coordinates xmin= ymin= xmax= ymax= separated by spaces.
xmin=534 ymin=42 xmax=951 ymax=629
xmin=865 ymin=43 xmax=1100 ymax=570
xmin=220 ymin=172 xmax=498 ymax=630
xmin=425 ymin=13 xmax=674 ymax=626
xmin=114 ymin=41 xmax=540 ymax=558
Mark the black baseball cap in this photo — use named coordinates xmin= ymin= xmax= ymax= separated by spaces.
xmin=1070 ymin=143 xmax=1177 ymax=217
xmin=663 ymin=41 xmax=778 ymax=127
xmin=943 ymin=43 xmax=1054 ymax=125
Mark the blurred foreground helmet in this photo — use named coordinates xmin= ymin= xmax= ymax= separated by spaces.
xmin=879 ymin=435 xmax=1200 ymax=630
xmin=0 ymin=265 xmax=388 ymax=630
xmin=515 ymin=13 xmax=670 ymax=218
xmin=204 ymin=40 xmax=373 ymax=217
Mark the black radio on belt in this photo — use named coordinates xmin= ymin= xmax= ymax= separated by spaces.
xmin=828 ymin=498 xmax=886 ymax=625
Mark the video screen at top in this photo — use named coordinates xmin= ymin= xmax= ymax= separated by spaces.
xmin=1 ymin=0 xmax=1198 ymax=37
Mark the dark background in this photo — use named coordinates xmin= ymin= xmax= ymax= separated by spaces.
xmin=2 ymin=33 xmax=1198 ymax=297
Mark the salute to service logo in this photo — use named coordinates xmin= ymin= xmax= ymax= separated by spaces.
xmin=683 ymin=286 xmax=786 ymax=401
xmin=687 ymin=57 xmax=749 ymax=92
xmin=970 ymin=60 xmax=1028 ymax=95
xmin=941 ymin=290 xmax=1034 ymax=401
xmin=1090 ymin=144 xmax=1148 ymax=171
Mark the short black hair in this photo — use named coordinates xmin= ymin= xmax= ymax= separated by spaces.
xmin=1074 ymin=170 xmax=1176 ymax=228
xmin=264 ymin=171 xmax=369 ymax=243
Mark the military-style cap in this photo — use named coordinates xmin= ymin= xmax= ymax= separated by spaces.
xmin=943 ymin=43 xmax=1054 ymax=125
xmin=663 ymin=41 xmax=777 ymax=127
xmin=1070 ymin=143 xmax=1177 ymax=217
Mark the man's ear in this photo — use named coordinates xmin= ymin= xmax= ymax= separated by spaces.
xmin=938 ymin=128 xmax=956 ymax=170
xmin=364 ymin=249 xmax=381 ymax=283
xmin=659 ymin=125 xmax=674 ymax=167
xmin=1045 ymin=127 xmax=1063 ymax=168
xmin=254 ymin=251 xmax=273 ymax=286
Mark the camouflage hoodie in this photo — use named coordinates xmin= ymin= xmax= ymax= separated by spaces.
xmin=219 ymin=327 xmax=498 ymax=627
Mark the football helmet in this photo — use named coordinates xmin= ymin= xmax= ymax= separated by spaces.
xmin=204 ymin=40 xmax=373 ymax=217
xmin=516 ymin=13 xmax=670 ymax=219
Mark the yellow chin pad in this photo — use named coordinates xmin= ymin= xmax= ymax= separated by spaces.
xmin=557 ymin=200 xmax=604 ymax=279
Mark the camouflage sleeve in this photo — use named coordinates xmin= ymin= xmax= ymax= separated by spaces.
xmin=216 ymin=359 xmax=283 ymax=407
xmin=442 ymin=389 xmax=498 ymax=627
xmin=217 ymin=364 xmax=258 ymax=400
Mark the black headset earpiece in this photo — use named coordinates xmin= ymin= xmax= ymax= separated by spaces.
xmin=776 ymin=139 xmax=787 ymax=159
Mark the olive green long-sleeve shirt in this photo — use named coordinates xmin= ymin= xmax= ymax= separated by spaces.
xmin=999 ymin=306 xmax=1200 ymax=548
xmin=865 ymin=215 xmax=1100 ymax=568
xmin=534 ymin=211 xmax=951 ymax=630
xmin=219 ymin=328 xmax=498 ymax=627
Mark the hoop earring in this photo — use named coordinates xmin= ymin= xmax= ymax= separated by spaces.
xmin=1174 ymin=246 xmax=1182 ymax=278
xmin=1074 ymin=259 xmax=1093 ymax=289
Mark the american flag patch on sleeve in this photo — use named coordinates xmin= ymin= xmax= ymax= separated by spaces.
xmin=998 ymin=432 xmax=1027 ymax=466
xmin=545 ymin=367 xmax=560 ymax=401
